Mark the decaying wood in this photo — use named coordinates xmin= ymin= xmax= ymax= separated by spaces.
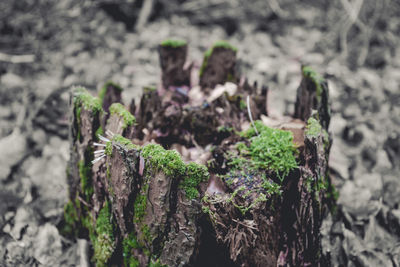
xmin=63 ymin=40 xmax=335 ymax=267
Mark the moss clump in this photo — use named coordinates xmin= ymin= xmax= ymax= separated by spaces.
xmin=149 ymin=258 xmax=167 ymax=267
xmin=241 ymin=121 xmax=298 ymax=181
xmin=199 ymin=41 xmax=238 ymax=77
xmin=94 ymin=201 xmax=116 ymax=267
xmin=134 ymin=183 xmax=149 ymax=224
xmin=74 ymin=87 xmax=103 ymax=115
xmin=99 ymin=81 xmax=123 ymax=105
xmin=73 ymin=87 xmax=103 ymax=141
xmin=105 ymin=141 xmax=113 ymax=156
xmin=112 ymin=134 xmax=139 ymax=150
xmin=305 ymin=117 xmax=322 ymax=138
xmin=302 ymin=66 xmax=325 ymax=99
xmin=140 ymin=224 xmax=152 ymax=245
xmin=78 ymin=158 xmax=94 ymax=201
xmin=180 ymin=162 xmax=210 ymax=199
xmin=212 ymin=41 xmax=238 ymax=52
xmin=95 ymin=126 xmax=104 ymax=141
xmin=123 ymin=232 xmax=140 ymax=267
xmin=305 ymin=116 xmax=330 ymax=150
xmin=160 ymin=39 xmax=187 ymax=48
xmin=143 ymin=86 xmax=157 ymax=94
xmin=109 ymin=103 xmax=136 ymax=129
xmin=141 ymin=144 xmax=186 ymax=177
xmin=239 ymin=99 xmax=247 ymax=110
xmin=62 ymin=198 xmax=80 ymax=236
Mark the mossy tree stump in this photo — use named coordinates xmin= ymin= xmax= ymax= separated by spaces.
xmin=62 ymin=40 xmax=336 ymax=267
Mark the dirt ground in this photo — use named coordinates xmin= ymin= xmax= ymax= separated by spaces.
xmin=0 ymin=0 xmax=399 ymax=266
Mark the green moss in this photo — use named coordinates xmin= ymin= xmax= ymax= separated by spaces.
xmin=225 ymin=185 xmax=269 ymax=215
xmin=305 ymin=117 xmax=322 ymax=138
xmin=141 ymin=224 xmax=152 ymax=244
xmin=94 ymin=200 xmax=115 ymax=267
xmin=199 ymin=41 xmax=237 ymax=77
xmin=82 ymin=211 xmax=96 ymax=246
xmin=95 ymin=126 xmax=104 ymax=140
xmin=143 ymin=86 xmax=157 ymax=94
xmin=180 ymin=162 xmax=209 ymax=199
xmin=240 ymin=121 xmax=298 ymax=181
xmin=99 ymin=81 xmax=123 ymax=105
xmin=62 ymin=198 xmax=80 ymax=236
xmin=302 ymin=66 xmax=324 ymax=99
xmin=78 ymin=158 xmax=94 ymax=201
xmin=239 ymin=99 xmax=247 ymax=110
xmin=105 ymin=141 xmax=113 ymax=156
xmin=64 ymin=199 xmax=79 ymax=226
xmin=149 ymin=258 xmax=167 ymax=267
xmin=112 ymin=134 xmax=139 ymax=150
xmin=123 ymin=232 xmax=140 ymax=267
xmin=160 ymin=39 xmax=187 ymax=48
xmin=109 ymin=103 xmax=136 ymax=129
xmin=212 ymin=41 xmax=238 ymax=52
xmin=73 ymin=87 xmax=103 ymax=141
xmin=305 ymin=116 xmax=330 ymax=150
xmin=134 ymin=183 xmax=149 ymax=223
xmin=217 ymin=126 xmax=233 ymax=133
xmin=141 ymin=144 xmax=186 ymax=177
xmin=74 ymin=87 xmax=103 ymax=114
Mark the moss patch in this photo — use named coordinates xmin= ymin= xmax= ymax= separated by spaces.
xmin=305 ymin=116 xmax=330 ymax=150
xmin=302 ymin=66 xmax=325 ymax=99
xmin=305 ymin=117 xmax=322 ymax=138
xmin=95 ymin=126 xmax=104 ymax=141
xmin=73 ymin=87 xmax=103 ymax=141
xmin=123 ymin=232 xmax=140 ymax=267
xmin=239 ymin=99 xmax=247 ymax=110
xmin=105 ymin=141 xmax=113 ymax=156
xmin=141 ymin=144 xmax=186 ymax=177
xmin=109 ymin=103 xmax=136 ymax=129
xmin=160 ymin=39 xmax=187 ymax=48
xmin=241 ymin=120 xmax=298 ymax=181
xmin=112 ymin=134 xmax=138 ymax=150
xmin=74 ymin=87 xmax=102 ymax=114
xmin=61 ymin=198 xmax=80 ymax=236
xmin=94 ymin=200 xmax=116 ymax=267
xmin=199 ymin=41 xmax=237 ymax=77
xmin=134 ymin=183 xmax=149 ymax=224
xmin=78 ymin=157 xmax=94 ymax=202
xmin=180 ymin=162 xmax=209 ymax=199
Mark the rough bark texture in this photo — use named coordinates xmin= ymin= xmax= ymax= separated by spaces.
xmin=199 ymin=43 xmax=238 ymax=90
xmin=159 ymin=42 xmax=191 ymax=88
xmin=63 ymin=41 xmax=335 ymax=267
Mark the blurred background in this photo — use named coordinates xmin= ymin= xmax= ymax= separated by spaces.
xmin=0 ymin=0 xmax=399 ymax=265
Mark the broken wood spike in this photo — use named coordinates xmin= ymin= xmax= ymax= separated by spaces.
xmin=294 ymin=65 xmax=331 ymax=130
xmin=159 ymin=39 xmax=191 ymax=89
xmin=98 ymin=81 xmax=123 ymax=129
xmin=199 ymin=41 xmax=238 ymax=90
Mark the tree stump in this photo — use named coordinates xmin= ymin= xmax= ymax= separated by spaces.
xmin=61 ymin=40 xmax=336 ymax=267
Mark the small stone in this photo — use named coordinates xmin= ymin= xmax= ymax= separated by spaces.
xmin=0 ymin=130 xmax=27 ymax=181
xmin=31 ymin=129 xmax=47 ymax=148
xmin=10 ymin=206 xmax=38 ymax=240
xmin=0 ymin=73 xmax=26 ymax=88
xmin=329 ymin=141 xmax=350 ymax=180
xmin=354 ymin=173 xmax=382 ymax=199
xmin=338 ymin=181 xmax=379 ymax=220
xmin=33 ymin=223 xmax=62 ymax=265
xmin=382 ymin=175 xmax=400 ymax=209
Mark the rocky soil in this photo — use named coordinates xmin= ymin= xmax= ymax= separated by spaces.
xmin=0 ymin=0 xmax=399 ymax=266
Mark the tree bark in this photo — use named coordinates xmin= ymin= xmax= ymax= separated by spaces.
xmin=62 ymin=41 xmax=335 ymax=267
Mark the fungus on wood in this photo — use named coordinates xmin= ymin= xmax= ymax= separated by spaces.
xmin=62 ymin=40 xmax=335 ymax=267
